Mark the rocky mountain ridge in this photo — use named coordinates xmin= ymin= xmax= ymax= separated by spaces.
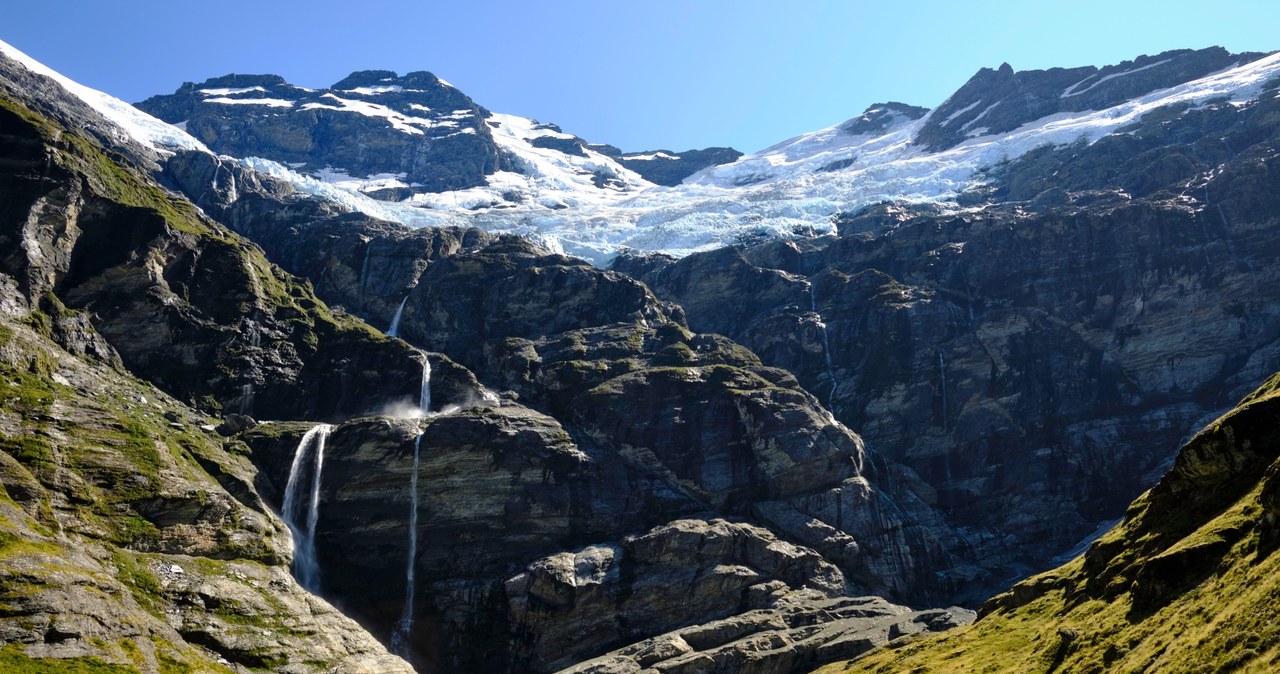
xmin=135 ymin=71 xmax=741 ymax=200
xmin=124 ymin=46 xmax=1280 ymax=263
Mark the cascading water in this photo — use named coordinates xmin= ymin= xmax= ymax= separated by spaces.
xmin=239 ymin=383 xmax=254 ymax=415
xmin=387 ymin=295 xmax=409 ymax=338
xmin=390 ymin=433 xmax=423 ymax=659
xmin=359 ymin=242 xmax=373 ymax=294
xmin=419 ymin=354 xmax=431 ymax=415
xmin=281 ymin=424 xmax=334 ymax=592
xmin=938 ymin=350 xmax=954 ymax=487
xmin=808 ymin=282 xmax=840 ymax=410
xmin=937 ymin=351 xmax=948 ymax=433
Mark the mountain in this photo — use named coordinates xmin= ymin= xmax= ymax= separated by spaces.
xmin=3 ymin=33 xmax=1280 ymax=674
xmin=139 ymin=47 xmax=1280 ymax=264
xmin=0 ymin=40 xmax=978 ymax=673
xmin=134 ymin=71 xmax=741 ymax=207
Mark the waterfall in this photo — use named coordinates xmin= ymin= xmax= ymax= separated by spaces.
xmin=938 ymin=351 xmax=948 ymax=433
xmin=390 ymin=434 xmax=423 ymax=659
xmin=281 ymin=424 xmax=334 ymax=592
xmin=419 ymin=354 xmax=432 ymax=415
xmin=239 ymin=383 xmax=254 ymax=415
xmin=809 ymin=282 xmax=839 ymax=411
xmin=387 ymin=296 xmax=409 ymax=337
xmin=359 ymin=242 xmax=373 ymax=294
xmin=938 ymin=351 xmax=954 ymax=489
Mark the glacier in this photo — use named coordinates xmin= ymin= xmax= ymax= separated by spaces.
xmin=4 ymin=38 xmax=1279 ymax=265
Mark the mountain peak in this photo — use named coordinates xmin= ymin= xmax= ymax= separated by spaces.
xmin=330 ymin=69 xmax=451 ymax=91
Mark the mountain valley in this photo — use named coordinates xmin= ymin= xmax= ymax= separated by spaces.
xmin=0 ymin=36 xmax=1278 ymax=674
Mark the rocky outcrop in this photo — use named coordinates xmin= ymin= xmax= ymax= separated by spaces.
xmin=563 ymin=593 xmax=973 ymax=674
xmin=839 ymin=102 xmax=930 ymax=137
xmin=136 ymin=70 xmax=512 ymax=193
xmin=588 ymin=145 xmax=745 ymax=186
xmin=506 ymin=519 xmax=847 ymax=672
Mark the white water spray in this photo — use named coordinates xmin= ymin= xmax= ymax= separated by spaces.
xmin=387 ymin=295 xmax=409 ymax=338
xmin=390 ymin=433 xmax=423 ymax=658
xmin=281 ymin=424 xmax=334 ymax=592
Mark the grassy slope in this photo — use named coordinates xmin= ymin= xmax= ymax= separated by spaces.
xmin=818 ymin=375 xmax=1280 ymax=674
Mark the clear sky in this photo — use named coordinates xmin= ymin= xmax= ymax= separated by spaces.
xmin=4 ymin=0 xmax=1278 ymax=153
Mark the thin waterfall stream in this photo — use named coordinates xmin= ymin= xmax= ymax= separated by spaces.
xmin=280 ymin=424 xmax=334 ymax=592
xmin=390 ymin=433 xmax=424 ymax=658
xmin=419 ymin=353 xmax=431 ymax=415
xmin=387 ymin=295 xmax=409 ymax=338
xmin=809 ymin=282 xmax=840 ymax=411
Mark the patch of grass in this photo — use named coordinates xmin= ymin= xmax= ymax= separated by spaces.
xmin=0 ymin=528 xmax=61 ymax=560
xmin=0 ymin=434 xmax=55 ymax=468
xmin=0 ymin=643 xmax=139 ymax=673
xmin=110 ymin=551 xmax=164 ymax=617
xmin=155 ymin=650 xmax=196 ymax=674
xmin=0 ymin=360 xmax=60 ymax=415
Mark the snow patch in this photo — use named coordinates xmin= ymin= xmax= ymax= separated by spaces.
xmin=204 ymin=97 xmax=295 ymax=108
xmin=341 ymin=85 xmax=405 ymax=95
xmin=1062 ymin=58 xmax=1172 ymax=98
xmin=299 ymin=94 xmax=460 ymax=135
xmin=199 ymin=86 xmax=267 ymax=96
xmin=941 ymin=100 xmax=982 ymax=126
xmin=625 ymin=152 xmax=680 ymax=161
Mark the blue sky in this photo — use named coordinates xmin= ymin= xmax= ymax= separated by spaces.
xmin=5 ymin=0 xmax=1279 ymax=153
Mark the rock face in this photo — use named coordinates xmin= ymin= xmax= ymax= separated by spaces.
xmin=589 ymin=144 xmax=745 ymax=186
xmin=613 ymin=84 xmax=1280 ymax=597
xmin=148 ymin=98 xmax=987 ymax=673
xmin=565 ymin=593 xmax=973 ymax=674
xmin=507 ymin=519 xmax=848 ymax=672
xmin=238 ymin=327 xmax=969 ymax=671
xmin=914 ymin=47 xmax=1260 ymax=151
xmin=136 ymin=70 xmax=512 ymax=193
xmin=836 ymin=371 xmax=1280 ymax=673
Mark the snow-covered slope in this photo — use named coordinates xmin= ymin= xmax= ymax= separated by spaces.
xmin=7 ymin=38 xmax=1280 ymax=265
xmin=290 ymin=49 xmax=1280 ymax=263
xmin=0 ymin=40 xmax=208 ymax=154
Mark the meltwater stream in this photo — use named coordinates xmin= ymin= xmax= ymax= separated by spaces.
xmin=281 ymin=424 xmax=334 ymax=592
xmin=809 ymin=282 xmax=840 ymax=410
xmin=387 ymin=295 xmax=409 ymax=338
xmin=419 ymin=354 xmax=432 ymax=415
xmin=390 ymin=433 xmax=424 ymax=658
